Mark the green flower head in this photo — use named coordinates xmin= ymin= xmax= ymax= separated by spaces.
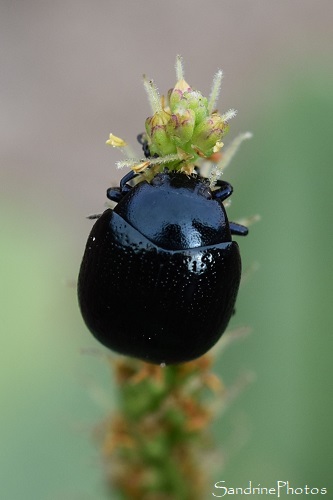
xmin=108 ymin=56 xmax=251 ymax=185
xmin=141 ymin=56 xmax=232 ymax=172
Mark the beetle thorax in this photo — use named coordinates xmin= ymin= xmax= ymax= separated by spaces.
xmin=114 ymin=172 xmax=231 ymax=251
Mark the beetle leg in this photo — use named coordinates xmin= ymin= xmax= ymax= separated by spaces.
xmin=106 ymin=187 xmax=123 ymax=202
xmin=137 ymin=133 xmax=151 ymax=158
xmin=212 ymin=180 xmax=233 ymax=201
xmin=107 ymin=171 xmax=139 ymax=202
xmin=120 ymin=170 xmax=138 ymax=192
xmin=137 ymin=132 xmax=146 ymax=145
xmin=230 ymin=222 xmax=249 ymax=236
xmin=86 ymin=213 xmax=102 ymax=220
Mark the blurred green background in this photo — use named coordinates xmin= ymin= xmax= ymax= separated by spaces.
xmin=1 ymin=1 xmax=332 ymax=498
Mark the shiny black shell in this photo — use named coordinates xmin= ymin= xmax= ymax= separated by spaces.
xmin=78 ymin=172 xmax=243 ymax=365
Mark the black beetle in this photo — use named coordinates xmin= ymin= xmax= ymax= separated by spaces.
xmin=78 ymin=170 xmax=248 ymax=365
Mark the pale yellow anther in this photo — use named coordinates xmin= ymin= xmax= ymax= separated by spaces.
xmin=213 ymin=141 xmax=224 ymax=153
xmin=131 ymin=161 xmax=151 ymax=173
xmin=106 ymin=133 xmax=128 ymax=148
